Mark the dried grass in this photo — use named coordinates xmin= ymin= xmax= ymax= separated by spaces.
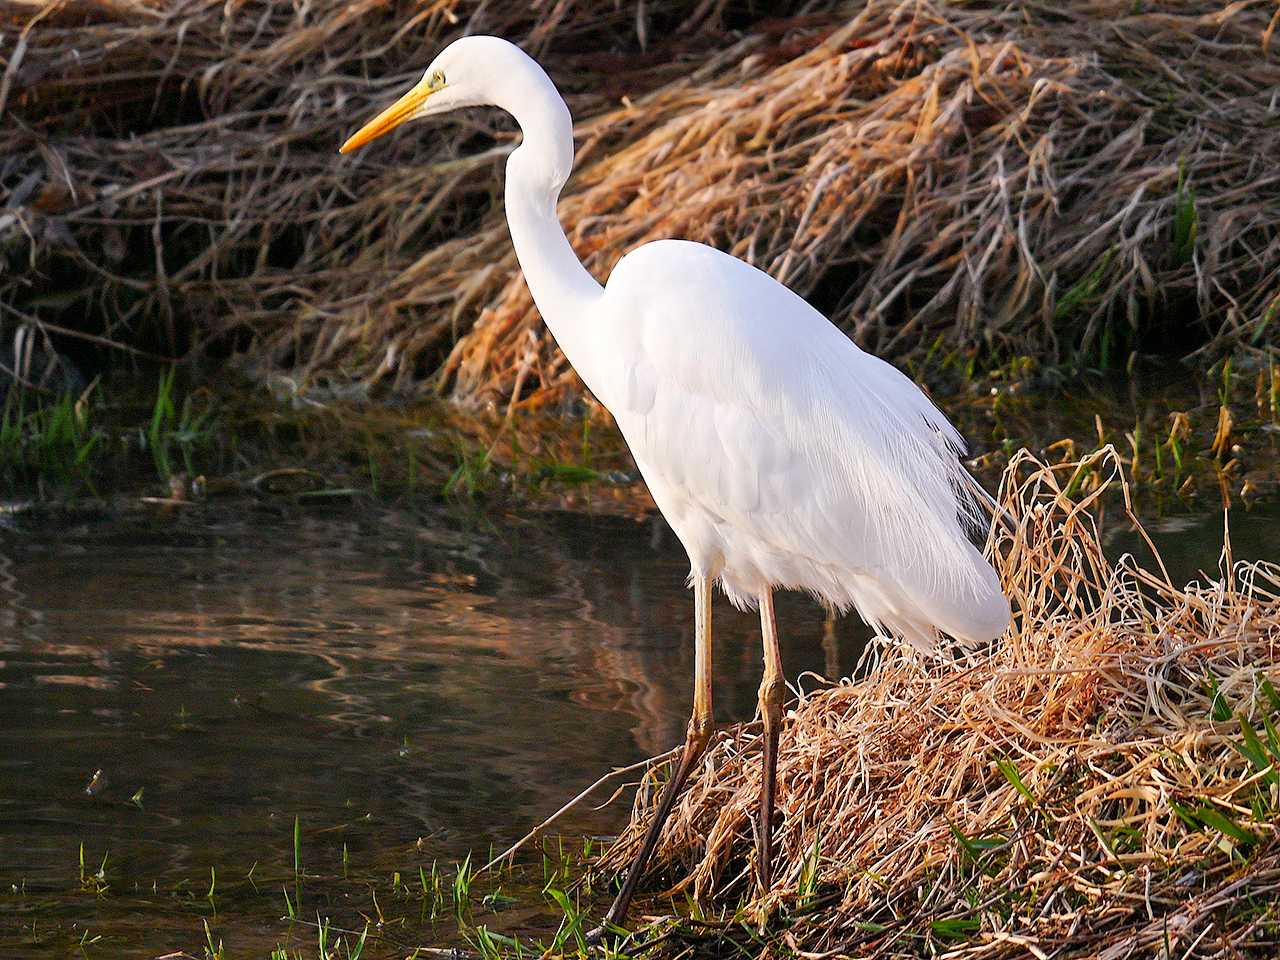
xmin=3 ymin=2 xmax=1278 ymax=404
xmin=0 ymin=0 xmax=757 ymax=360
xmin=596 ymin=448 xmax=1280 ymax=958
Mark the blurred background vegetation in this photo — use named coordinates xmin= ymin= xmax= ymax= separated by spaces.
xmin=0 ymin=0 xmax=1276 ymax=504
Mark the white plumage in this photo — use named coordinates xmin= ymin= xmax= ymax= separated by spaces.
xmin=600 ymin=239 xmax=1008 ymax=649
xmin=340 ymin=34 xmax=1009 ymax=929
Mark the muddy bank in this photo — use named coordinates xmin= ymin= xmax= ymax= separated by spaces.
xmin=4 ymin=362 xmax=1277 ymax=524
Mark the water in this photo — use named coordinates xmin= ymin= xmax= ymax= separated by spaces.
xmin=0 ymin=497 xmax=1276 ymax=958
xmin=0 ymin=501 xmax=870 ymax=958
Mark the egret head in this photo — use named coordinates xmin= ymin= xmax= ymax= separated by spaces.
xmin=339 ymin=36 xmax=535 ymax=154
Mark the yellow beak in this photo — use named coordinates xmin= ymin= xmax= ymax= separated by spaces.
xmin=339 ymin=76 xmax=437 ymax=154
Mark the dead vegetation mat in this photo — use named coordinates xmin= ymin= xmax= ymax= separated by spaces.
xmin=591 ymin=448 xmax=1280 ymax=958
xmin=3 ymin=1 xmax=1279 ymax=404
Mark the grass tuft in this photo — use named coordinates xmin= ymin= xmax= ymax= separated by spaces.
xmin=595 ymin=448 xmax=1280 ymax=957
xmin=3 ymin=2 xmax=1277 ymax=400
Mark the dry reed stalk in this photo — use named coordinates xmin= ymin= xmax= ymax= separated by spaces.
xmin=594 ymin=447 xmax=1280 ymax=958
xmin=0 ymin=0 xmax=766 ymax=359
xmin=2 ymin=2 xmax=1277 ymax=402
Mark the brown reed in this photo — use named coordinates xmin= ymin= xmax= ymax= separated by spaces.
xmin=590 ymin=447 xmax=1280 ymax=957
xmin=3 ymin=1 xmax=1278 ymax=404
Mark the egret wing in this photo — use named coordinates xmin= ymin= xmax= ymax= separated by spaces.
xmin=601 ymin=240 xmax=1006 ymax=645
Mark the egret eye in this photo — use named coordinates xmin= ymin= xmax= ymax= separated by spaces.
xmin=428 ymin=70 xmax=445 ymax=90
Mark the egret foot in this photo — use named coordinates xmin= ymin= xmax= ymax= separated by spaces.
xmin=756 ymin=591 xmax=785 ymax=892
xmin=592 ymin=718 xmax=712 ymax=932
xmin=756 ymin=698 xmax=781 ymax=890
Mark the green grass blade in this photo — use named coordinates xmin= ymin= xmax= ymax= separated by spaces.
xmin=1259 ymin=675 xmax=1280 ymax=715
xmin=1234 ymin=717 xmax=1276 ymax=784
xmin=1192 ymin=805 xmax=1258 ymax=845
xmin=931 ymin=917 xmax=981 ymax=941
xmin=995 ymin=756 xmax=1036 ymax=805
xmin=1207 ymin=677 xmax=1232 ymax=722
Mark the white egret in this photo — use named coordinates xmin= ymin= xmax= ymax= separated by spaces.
xmin=340 ymin=35 xmax=1009 ymax=933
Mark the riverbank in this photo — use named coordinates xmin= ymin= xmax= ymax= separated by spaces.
xmin=2 ymin=365 xmax=1278 ymax=956
xmin=593 ymin=449 xmax=1280 ymax=960
xmin=4 ymin=1 xmax=1279 ymax=955
xmin=4 ymin=0 xmax=1278 ymax=404
xmin=4 ymin=362 xmax=1276 ymax=522
xmin=4 ymin=438 xmax=1278 ymax=960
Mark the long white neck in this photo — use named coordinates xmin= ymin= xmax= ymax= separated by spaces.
xmin=495 ymin=61 xmax=603 ymax=382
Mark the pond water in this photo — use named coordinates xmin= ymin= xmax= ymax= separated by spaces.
xmin=0 ymin=496 xmax=1277 ymax=958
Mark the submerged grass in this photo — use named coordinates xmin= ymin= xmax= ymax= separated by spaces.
xmin=2 ymin=360 xmax=1277 ymax=519
xmin=146 ymin=365 xmax=213 ymax=481
xmin=0 ymin=387 xmax=101 ymax=494
xmin=0 ymin=369 xmax=219 ymax=496
xmin=36 ymin=822 xmax=576 ymax=958
xmin=588 ymin=447 xmax=1280 ymax=958
xmin=0 ymin=367 xmax=646 ymax=509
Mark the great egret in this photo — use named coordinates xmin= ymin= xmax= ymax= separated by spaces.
xmin=340 ymin=35 xmax=1009 ymax=933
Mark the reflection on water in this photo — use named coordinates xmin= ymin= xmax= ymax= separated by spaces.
xmin=0 ymin=498 xmax=1276 ymax=957
xmin=1105 ymin=501 xmax=1280 ymax=585
xmin=0 ymin=502 xmax=870 ymax=957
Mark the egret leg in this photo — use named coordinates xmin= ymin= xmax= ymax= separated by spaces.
xmin=589 ymin=574 xmax=714 ymax=939
xmin=756 ymin=588 xmax=784 ymax=891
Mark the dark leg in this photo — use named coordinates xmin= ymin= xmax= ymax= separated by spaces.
xmin=756 ymin=589 xmax=785 ymax=891
xmin=588 ymin=575 xmax=714 ymax=941
xmin=821 ymin=609 xmax=839 ymax=680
